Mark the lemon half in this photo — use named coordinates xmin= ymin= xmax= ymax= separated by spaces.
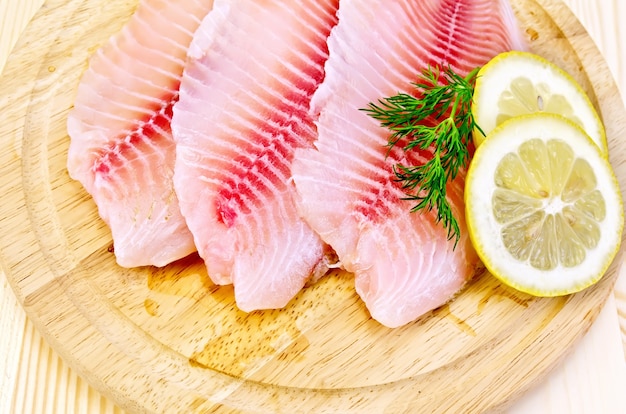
xmin=465 ymin=113 xmax=623 ymax=296
xmin=472 ymin=51 xmax=607 ymax=154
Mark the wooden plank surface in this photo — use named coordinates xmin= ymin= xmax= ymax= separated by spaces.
xmin=0 ymin=0 xmax=625 ymax=412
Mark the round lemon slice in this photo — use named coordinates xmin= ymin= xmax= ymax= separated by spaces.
xmin=472 ymin=51 xmax=607 ymax=153
xmin=465 ymin=113 xmax=623 ymax=296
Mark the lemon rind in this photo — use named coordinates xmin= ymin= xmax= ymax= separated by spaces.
xmin=465 ymin=113 xmax=623 ymax=297
xmin=472 ymin=51 xmax=608 ymax=155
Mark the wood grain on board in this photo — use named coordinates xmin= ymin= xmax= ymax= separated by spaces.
xmin=0 ymin=0 xmax=625 ymax=413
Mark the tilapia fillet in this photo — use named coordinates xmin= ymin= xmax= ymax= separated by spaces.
xmin=66 ymin=0 xmax=215 ymax=267
xmin=292 ymin=0 xmax=527 ymax=327
xmin=171 ymin=0 xmax=339 ymax=311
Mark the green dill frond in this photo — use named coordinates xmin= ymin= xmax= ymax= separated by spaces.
xmin=362 ymin=65 xmax=483 ymax=247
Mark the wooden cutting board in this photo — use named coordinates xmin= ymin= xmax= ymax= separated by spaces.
xmin=1 ymin=0 xmax=625 ymax=412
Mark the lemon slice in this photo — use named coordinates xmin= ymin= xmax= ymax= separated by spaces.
xmin=465 ymin=113 xmax=623 ymax=296
xmin=472 ymin=51 xmax=607 ymax=154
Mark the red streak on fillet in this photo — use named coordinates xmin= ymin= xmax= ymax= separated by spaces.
xmin=214 ymin=51 xmax=328 ymax=227
xmin=354 ymin=173 xmax=397 ymax=222
xmin=93 ymin=91 xmax=179 ymax=178
xmin=430 ymin=1 xmax=466 ymax=68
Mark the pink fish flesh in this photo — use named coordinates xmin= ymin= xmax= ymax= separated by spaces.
xmin=171 ymin=0 xmax=340 ymax=311
xmin=66 ymin=0 xmax=215 ymax=267
xmin=292 ymin=0 xmax=527 ymax=327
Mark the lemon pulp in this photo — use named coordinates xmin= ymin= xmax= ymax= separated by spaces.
xmin=494 ymin=138 xmax=604 ymax=270
xmin=496 ymin=77 xmax=584 ymax=128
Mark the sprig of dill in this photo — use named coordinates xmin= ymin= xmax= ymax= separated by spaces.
xmin=363 ymin=65 xmax=484 ymax=247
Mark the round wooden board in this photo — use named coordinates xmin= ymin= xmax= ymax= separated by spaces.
xmin=1 ymin=0 xmax=625 ymax=413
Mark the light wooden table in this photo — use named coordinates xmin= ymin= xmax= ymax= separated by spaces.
xmin=1 ymin=1 xmax=625 ymax=413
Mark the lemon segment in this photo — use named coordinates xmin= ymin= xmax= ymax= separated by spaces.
xmin=465 ymin=113 xmax=623 ymax=296
xmin=472 ymin=51 xmax=607 ymax=154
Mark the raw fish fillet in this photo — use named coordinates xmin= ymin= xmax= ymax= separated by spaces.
xmin=171 ymin=0 xmax=339 ymax=311
xmin=67 ymin=0 xmax=215 ymax=267
xmin=292 ymin=0 xmax=527 ymax=327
